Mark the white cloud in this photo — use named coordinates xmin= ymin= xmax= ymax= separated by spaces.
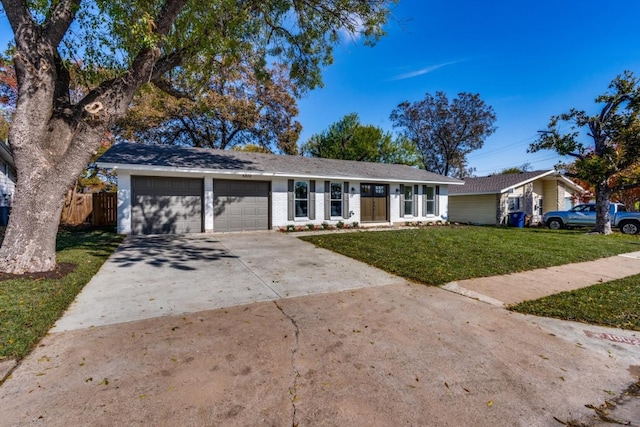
xmin=338 ymin=14 xmax=365 ymax=43
xmin=392 ymin=61 xmax=461 ymax=81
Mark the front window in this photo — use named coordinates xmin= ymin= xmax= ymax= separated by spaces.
xmin=425 ymin=186 xmax=435 ymax=215
xmin=508 ymin=196 xmax=520 ymax=212
xmin=295 ymin=181 xmax=308 ymax=218
xmin=330 ymin=182 xmax=342 ymax=217
xmin=404 ymin=185 xmax=413 ymax=216
xmin=538 ymin=197 xmax=544 ymax=215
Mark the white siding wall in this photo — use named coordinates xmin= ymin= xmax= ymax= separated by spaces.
xmin=117 ymin=172 xmax=132 ymax=234
xmin=204 ymin=177 xmax=214 ymax=232
xmin=439 ymin=186 xmax=449 ymax=220
xmin=347 ymin=182 xmax=360 ymax=221
xmin=271 ymin=178 xmax=289 ymax=227
xmin=272 ymin=180 xmax=448 ymax=228
xmin=389 ymin=184 xmax=401 ymax=223
xmin=115 ymin=171 xmax=453 ymax=232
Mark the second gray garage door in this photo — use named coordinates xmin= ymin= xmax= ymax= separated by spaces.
xmin=214 ymin=180 xmax=270 ymax=232
xmin=132 ymin=176 xmax=203 ymax=235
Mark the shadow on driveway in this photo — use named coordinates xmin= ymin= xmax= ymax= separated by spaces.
xmin=110 ymin=235 xmax=238 ymax=271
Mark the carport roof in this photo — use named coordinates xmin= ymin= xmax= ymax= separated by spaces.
xmin=97 ymin=143 xmax=463 ymax=184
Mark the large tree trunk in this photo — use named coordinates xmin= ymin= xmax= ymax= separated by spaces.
xmin=0 ymin=159 xmax=71 ymax=273
xmin=593 ymin=182 xmax=613 ymax=235
xmin=0 ymin=122 xmax=102 ymax=273
xmin=1 ymin=0 xmax=184 ymax=273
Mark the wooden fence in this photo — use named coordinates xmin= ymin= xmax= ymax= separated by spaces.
xmin=61 ymin=191 xmax=117 ymax=226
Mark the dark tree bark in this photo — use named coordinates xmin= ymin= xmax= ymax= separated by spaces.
xmin=0 ymin=0 xmax=186 ymax=273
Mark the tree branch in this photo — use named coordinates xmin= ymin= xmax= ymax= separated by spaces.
xmin=151 ymin=77 xmax=194 ymax=101
xmin=150 ymin=49 xmax=186 ymax=80
xmin=155 ymin=0 xmax=189 ymax=36
xmin=612 ymin=182 xmax=640 ymax=192
xmin=43 ymin=0 xmax=81 ymax=48
xmin=1 ymin=0 xmax=33 ymax=37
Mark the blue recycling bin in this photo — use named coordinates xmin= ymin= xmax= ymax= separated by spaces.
xmin=508 ymin=212 xmax=525 ymax=228
xmin=0 ymin=206 xmax=9 ymax=226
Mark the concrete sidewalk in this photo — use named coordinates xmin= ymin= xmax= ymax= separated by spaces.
xmin=441 ymin=251 xmax=640 ymax=306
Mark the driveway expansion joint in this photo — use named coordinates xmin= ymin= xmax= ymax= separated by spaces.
xmin=274 ymin=301 xmax=301 ymax=427
xmin=217 ymin=239 xmax=283 ymax=299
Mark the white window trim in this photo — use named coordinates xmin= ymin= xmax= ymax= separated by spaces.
xmin=294 ymin=180 xmax=309 ymax=219
xmin=330 ymin=181 xmax=343 ymax=219
xmin=404 ymin=185 xmax=414 ymax=217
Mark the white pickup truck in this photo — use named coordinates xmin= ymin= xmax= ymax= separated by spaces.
xmin=541 ymin=202 xmax=640 ymax=235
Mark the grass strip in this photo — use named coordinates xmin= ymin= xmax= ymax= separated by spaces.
xmin=0 ymin=230 xmax=123 ymax=360
xmin=510 ymin=275 xmax=640 ymax=331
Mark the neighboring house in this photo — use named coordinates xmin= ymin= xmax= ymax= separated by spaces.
xmin=97 ymin=143 xmax=463 ymax=235
xmin=0 ymin=140 xmax=16 ymax=208
xmin=448 ymin=170 xmax=584 ymax=226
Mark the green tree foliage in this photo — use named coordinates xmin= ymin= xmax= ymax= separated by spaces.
xmin=390 ymin=91 xmax=497 ymax=178
xmin=530 ymin=71 xmax=640 ymax=234
xmin=301 ymin=113 xmax=421 ymax=165
xmin=499 ymin=163 xmax=532 ymax=174
xmin=0 ymin=0 xmax=395 ymax=273
xmin=117 ymin=59 xmax=301 ymax=155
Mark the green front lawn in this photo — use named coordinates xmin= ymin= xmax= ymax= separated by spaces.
xmin=300 ymin=226 xmax=639 ymax=285
xmin=0 ymin=230 xmax=123 ymax=361
xmin=510 ymin=275 xmax=640 ymax=330
xmin=302 ymin=226 xmax=640 ymax=330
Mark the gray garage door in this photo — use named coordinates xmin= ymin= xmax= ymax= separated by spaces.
xmin=132 ymin=176 xmax=203 ymax=235
xmin=214 ymin=180 xmax=270 ymax=232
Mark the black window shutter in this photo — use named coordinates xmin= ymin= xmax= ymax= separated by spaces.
xmin=287 ymin=179 xmax=294 ymax=221
xmin=343 ymin=181 xmax=349 ymax=218
xmin=422 ymin=185 xmax=427 ymax=216
xmin=324 ymin=181 xmax=330 ymax=220
xmin=309 ymin=180 xmax=316 ymax=220
xmin=399 ymin=184 xmax=405 ymax=217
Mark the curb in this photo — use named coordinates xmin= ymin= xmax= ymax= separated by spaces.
xmin=440 ymin=282 xmax=505 ymax=307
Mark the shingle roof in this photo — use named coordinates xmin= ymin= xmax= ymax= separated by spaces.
xmin=448 ymin=170 xmax=555 ymax=195
xmin=97 ymin=143 xmax=463 ymax=184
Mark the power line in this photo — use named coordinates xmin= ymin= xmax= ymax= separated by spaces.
xmin=473 ymin=154 xmax=563 ymax=175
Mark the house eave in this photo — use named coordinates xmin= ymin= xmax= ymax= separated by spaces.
xmin=449 ymin=191 xmax=498 ymax=197
xmin=97 ymin=162 xmax=462 ymax=185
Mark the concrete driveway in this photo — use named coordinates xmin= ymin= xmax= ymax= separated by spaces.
xmin=52 ymin=232 xmax=404 ymax=331
xmin=1 ymin=232 xmax=639 ymax=426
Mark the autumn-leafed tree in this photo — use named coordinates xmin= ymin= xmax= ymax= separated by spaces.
xmin=390 ymin=92 xmax=497 ymax=178
xmin=117 ymin=58 xmax=301 ymax=155
xmin=0 ymin=0 xmax=394 ymax=274
xmin=611 ymin=164 xmax=640 ymax=211
xmin=301 ymin=113 xmax=421 ymax=165
xmin=0 ymin=55 xmax=16 ymax=142
xmin=530 ymin=71 xmax=640 ymax=234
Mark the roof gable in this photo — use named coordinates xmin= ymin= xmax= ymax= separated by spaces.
xmin=97 ymin=143 xmax=463 ymax=184
xmin=449 ymin=170 xmax=555 ymax=195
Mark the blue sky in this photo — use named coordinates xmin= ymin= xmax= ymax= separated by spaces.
xmin=2 ymin=1 xmax=640 ymax=176
xmin=296 ymin=0 xmax=640 ymax=175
